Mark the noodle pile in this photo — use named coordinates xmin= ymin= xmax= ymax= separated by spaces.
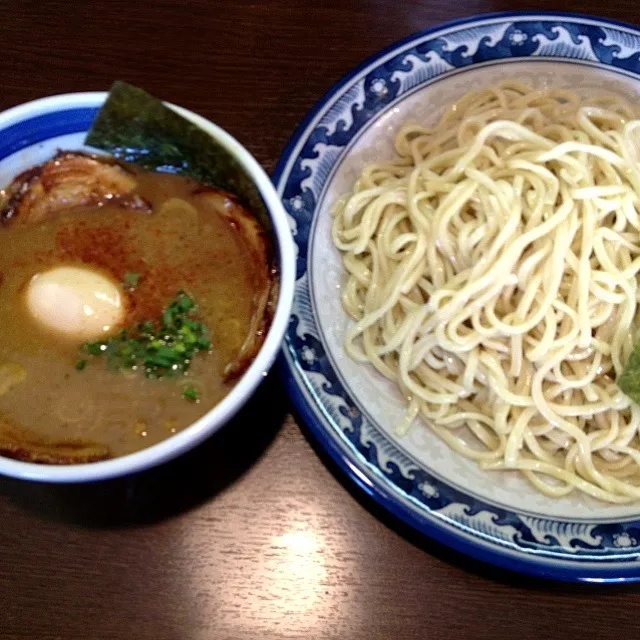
xmin=332 ymin=81 xmax=640 ymax=503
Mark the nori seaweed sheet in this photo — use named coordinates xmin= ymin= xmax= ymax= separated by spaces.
xmin=85 ymin=82 xmax=270 ymax=229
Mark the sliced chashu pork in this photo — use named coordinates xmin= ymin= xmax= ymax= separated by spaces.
xmin=0 ymin=151 xmax=150 ymax=226
xmin=192 ymin=187 xmax=277 ymax=382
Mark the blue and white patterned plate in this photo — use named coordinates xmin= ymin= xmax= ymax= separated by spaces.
xmin=274 ymin=12 xmax=640 ymax=582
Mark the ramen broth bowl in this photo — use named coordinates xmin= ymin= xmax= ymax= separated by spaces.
xmin=0 ymin=93 xmax=295 ymax=483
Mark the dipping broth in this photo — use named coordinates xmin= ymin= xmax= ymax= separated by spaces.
xmin=0 ymin=158 xmax=274 ymax=461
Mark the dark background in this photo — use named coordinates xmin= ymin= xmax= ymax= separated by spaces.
xmin=2 ymin=1 xmax=640 ymax=639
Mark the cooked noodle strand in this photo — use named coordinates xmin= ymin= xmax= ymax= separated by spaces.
xmin=332 ymin=81 xmax=640 ymax=503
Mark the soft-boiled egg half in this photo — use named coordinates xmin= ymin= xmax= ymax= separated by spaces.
xmin=26 ymin=265 xmax=125 ymax=340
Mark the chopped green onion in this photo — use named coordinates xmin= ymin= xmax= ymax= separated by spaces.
xmin=182 ymin=387 xmax=199 ymax=402
xmin=79 ymin=291 xmax=211 ymax=382
xmin=85 ymin=343 xmax=103 ymax=356
xmin=75 ymin=359 xmax=87 ymax=371
xmin=123 ymin=272 xmax=141 ymax=289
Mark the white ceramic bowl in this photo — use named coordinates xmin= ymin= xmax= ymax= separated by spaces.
xmin=0 ymin=92 xmax=295 ymax=482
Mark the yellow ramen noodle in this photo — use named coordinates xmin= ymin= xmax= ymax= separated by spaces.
xmin=332 ymin=80 xmax=640 ymax=503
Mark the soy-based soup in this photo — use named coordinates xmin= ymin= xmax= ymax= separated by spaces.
xmin=0 ymin=154 xmax=274 ymax=462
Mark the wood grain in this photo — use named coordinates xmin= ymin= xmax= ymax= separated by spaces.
xmin=2 ymin=1 xmax=640 ymax=638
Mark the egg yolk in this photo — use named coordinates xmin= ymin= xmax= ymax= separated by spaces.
xmin=26 ymin=266 xmax=124 ymax=340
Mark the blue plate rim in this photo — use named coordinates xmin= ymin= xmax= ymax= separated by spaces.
xmin=279 ymin=354 xmax=640 ymax=584
xmin=273 ymin=11 xmax=640 ymax=583
xmin=273 ymin=10 xmax=640 ymax=185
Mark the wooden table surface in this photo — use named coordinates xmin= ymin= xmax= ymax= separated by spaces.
xmin=3 ymin=1 xmax=640 ymax=638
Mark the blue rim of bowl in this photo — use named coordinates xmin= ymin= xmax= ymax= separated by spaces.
xmin=273 ymin=11 xmax=640 ymax=583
